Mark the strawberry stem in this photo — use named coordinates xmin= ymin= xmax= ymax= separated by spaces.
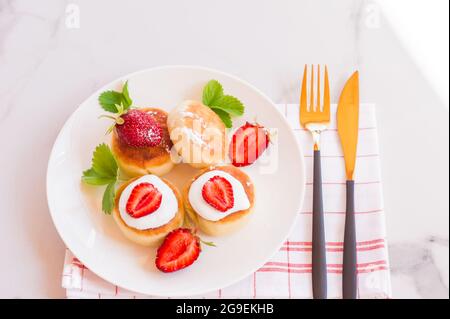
xmin=105 ymin=124 xmax=115 ymax=135
xmin=98 ymin=115 xmax=117 ymax=121
xmin=99 ymin=108 xmax=127 ymax=135
xmin=200 ymin=239 xmax=217 ymax=247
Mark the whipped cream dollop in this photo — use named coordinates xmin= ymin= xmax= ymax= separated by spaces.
xmin=119 ymin=175 xmax=178 ymax=230
xmin=188 ymin=170 xmax=250 ymax=221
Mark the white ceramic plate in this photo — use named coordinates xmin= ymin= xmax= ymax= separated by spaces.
xmin=47 ymin=66 xmax=305 ymax=297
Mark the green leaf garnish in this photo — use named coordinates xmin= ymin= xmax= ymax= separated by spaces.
xmin=202 ymin=79 xmax=223 ymax=106
xmin=202 ymin=80 xmax=244 ymax=127
xmin=99 ymin=91 xmax=123 ymax=113
xmin=81 ymin=168 xmax=115 ymax=185
xmin=102 ymin=182 xmax=116 ymax=215
xmin=211 ymin=107 xmax=232 ymax=128
xmin=211 ymin=95 xmax=244 ymax=116
xmin=98 ymin=81 xmax=132 ymax=113
xmin=82 ymin=144 xmax=119 ymax=214
xmin=121 ymin=81 xmax=132 ymax=109
xmin=115 ymin=103 xmax=124 ymax=115
xmin=91 ymin=144 xmax=118 ymax=178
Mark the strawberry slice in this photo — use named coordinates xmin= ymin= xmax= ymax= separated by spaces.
xmin=201 ymin=176 xmax=234 ymax=212
xmin=156 ymin=228 xmax=201 ymax=273
xmin=126 ymin=182 xmax=162 ymax=218
xmin=229 ymin=122 xmax=270 ymax=167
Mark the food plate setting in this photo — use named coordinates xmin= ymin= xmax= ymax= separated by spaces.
xmin=3 ymin=0 xmax=448 ymax=302
xmin=47 ymin=66 xmax=305 ymax=296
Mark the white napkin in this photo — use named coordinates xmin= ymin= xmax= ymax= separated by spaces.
xmin=62 ymin=103 xmax=391 ymax=299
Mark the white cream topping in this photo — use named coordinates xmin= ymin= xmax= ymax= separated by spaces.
xmin=119 ymin=175 xmax=178 ymax=230
xmin=188 ymin=170 xmax=250 ymax=221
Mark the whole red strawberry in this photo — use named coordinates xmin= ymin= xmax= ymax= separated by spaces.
xmin=229 ymin=122 xmax=270 ymax=167
xmin=116 ymin=109 xmax=162 ymax=147
xmin=156 ymin=228 xmax=201 ymax=273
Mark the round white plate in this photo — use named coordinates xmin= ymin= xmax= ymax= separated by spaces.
xmin=47 ymin=65 xmax=305 ymax=297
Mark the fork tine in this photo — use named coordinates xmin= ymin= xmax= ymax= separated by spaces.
xmin=323 ymin=65 xmax=330 ymax=119
xmin=300 ymin=65 xmax=308 ymax=120
xmin=310 ymin=64 xmax=315 ymax=111
xmin=317 ymin=65 xmax=321 ymax=111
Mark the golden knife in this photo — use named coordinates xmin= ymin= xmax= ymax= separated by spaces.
xmin=337 ymin=71 xmax=360 ymax=299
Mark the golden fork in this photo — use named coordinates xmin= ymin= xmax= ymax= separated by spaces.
xmin=299 ymin=64 xmax=330 ymax=299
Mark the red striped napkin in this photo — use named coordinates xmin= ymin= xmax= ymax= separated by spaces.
xmin=62 ymin=103 xmax=391 ymax=299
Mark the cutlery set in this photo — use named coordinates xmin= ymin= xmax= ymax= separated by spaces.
xmin=299 ymin=65 xmax=360 ymax=299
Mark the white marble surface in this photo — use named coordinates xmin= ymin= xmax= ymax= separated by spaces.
xmin=0 ymin=0 xmax=448 ymax=298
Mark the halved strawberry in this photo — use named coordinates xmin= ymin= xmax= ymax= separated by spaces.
xmin=201 ymin=176 xmax=234 ymax=212
xmin=126 ymin=182 xmax=162 ymax=218
xmin=155 ymin=228 xmax=201 ymax=273
xmin=229 ymin=122 xmax=270 ymax=167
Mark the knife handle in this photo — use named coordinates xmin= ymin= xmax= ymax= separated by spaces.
xmin=312 ymin=150 xmax=327 ymax=299
xmin=343 ymin=180 xmax=357 ymax=299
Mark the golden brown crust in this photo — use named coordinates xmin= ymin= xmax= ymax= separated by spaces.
xmin=183 ymin=165 xmax=254 ymax=235
xmin=113 ymin=176 xmax=184 ymax=246
xmin=111 ymin=108 xmax=174 ymax=177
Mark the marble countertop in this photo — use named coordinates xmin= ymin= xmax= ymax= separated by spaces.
xmin=0 ymin=0 xmax=448 ymax=298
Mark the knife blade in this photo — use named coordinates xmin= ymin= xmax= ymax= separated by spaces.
xmin=337 ymin=71 xmax=360 ymax=299
xmin=337 ymin=71 xmax=360 ymax=181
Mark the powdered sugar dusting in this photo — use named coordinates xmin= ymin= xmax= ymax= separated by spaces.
xmin=180 ymin=127 xmax=206 ymax=146
xmin=147 ymin=126 xmax=161 ymax=143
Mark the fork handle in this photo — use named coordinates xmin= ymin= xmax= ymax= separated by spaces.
xmin=343 ymin=180 xmax=357 ymax=299
xmin=312 ymin=150 xmax=327 ymax=299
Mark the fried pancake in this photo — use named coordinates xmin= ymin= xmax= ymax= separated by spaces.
xmin=183 ymin=165 xmax=254 ymax=236
xmin=113 ymin=176 xmax=184 ymax=246
xmin=111 ymin=108 xmax=174 ymax=177
xmin=167 ymin=100 xmax=227 ymax=168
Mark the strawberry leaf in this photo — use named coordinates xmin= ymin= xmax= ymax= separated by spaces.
xmin=98 ymin=81 xmax=132 ymax=113
xmin=202 ymin=80 xmax=223 ymax=106
xmin=202 ymin=79 xmax=245 ymax=128
xmin=91 ymin=144 xmax=118 ymax=179
xmin=82 ymin=144 xmax=119 ymax=215
xmin=211 ymin=95 xmax=244 ymax=116
xmin=82 ymin=168 xmax=115 ymax=185
xmin=99 ymin=91 xmax=123 ymax=113
xmin=210 ymin=107 xmax=232 ymax=128
xmin=121 ymin=80 xmax=132 ymax=110
xmin=102 ymin=182 xmax=116 ymax=214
